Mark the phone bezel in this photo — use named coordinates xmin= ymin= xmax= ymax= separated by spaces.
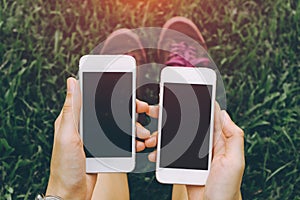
xmin=156 ymin=67 xmax=216 ymax=185
xmin=79 ymin=55 xmax=136 ymax=173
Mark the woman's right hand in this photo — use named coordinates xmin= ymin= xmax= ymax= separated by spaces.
xmin=135 ymin=100 xmax=245 ymax=200
xmin=135 ymin=99 xmax=159 ymax=159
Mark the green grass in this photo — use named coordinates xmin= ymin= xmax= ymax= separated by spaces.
xmin=0 ymin=0 xmax=299 ymax=199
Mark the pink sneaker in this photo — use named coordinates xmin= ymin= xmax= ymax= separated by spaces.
xmin=100 ymin=28 xmax=147 ymax=66
xmin=158 ymin=17 xmax=210 ymax=67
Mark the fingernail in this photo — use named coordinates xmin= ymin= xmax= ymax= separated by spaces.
xmin=67 ymin=78 xmax=75 ymax=93
xmin=148 ymin=152 xmax=155 ymax=162
xmin=223 ymin=111 xmax=231 ymax=122
xmin=148 ymin=136 xmax=156 ymax=143
xmin=143 ymin=129 xmax=151 ymax=138
xmin=140 ymin=126 xmax=150 ymax=137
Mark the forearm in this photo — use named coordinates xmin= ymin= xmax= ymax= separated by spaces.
xmin=91 ymin=173 xmax=129 ymax=200
xmin=46 ymin=178 xmax=86 ymax=200
xmin=172 ymin=184 xmax=188 ymax=200
xmin=239 ymin=191 xmax=243 ymax=200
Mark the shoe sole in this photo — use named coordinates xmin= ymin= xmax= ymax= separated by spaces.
xmin=100 ymin=28 xmax=147 ymax=65
xmin=157 ymin=16 xmax=207 ymax=61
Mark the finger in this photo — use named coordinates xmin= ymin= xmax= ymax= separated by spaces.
xmin=212 ymin=102 xmax=226 ymax=157
xmin=222 ymin=111 xmax=245 ymax=168
xmin=146 ymin=105 xmax=159 ymax=118
xmin=136 ymin=140 xmax=146 ymax=152
xmin=73 ymin=79 xmax=81 ymax=124
xmin=136 ymin=122 xmax=150 ymax=139
xmin=136 ymin=99 xmax=149 ymax=113
xmin=145 ymin=131 xmax=157 ymax=148
xmin=148 ymin=150 xmax=157 ymax=162
xmin=59 ymin=78 xmax=81 ymax=138
xmin=54 ymin=111 xmax=62 ymax=134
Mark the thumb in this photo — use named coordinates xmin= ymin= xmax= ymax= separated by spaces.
xmin=222 ymin=111 xmax=245 ymax=168
xmin=60 ymin=77 xmax=81 ymax=135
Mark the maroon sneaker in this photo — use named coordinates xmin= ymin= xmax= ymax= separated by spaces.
xmin=158 ymin=16 xmax=210 ymax=67
xmin=100 ymin=28 xmax=147 ymax=66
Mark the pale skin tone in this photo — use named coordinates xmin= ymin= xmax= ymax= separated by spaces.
xmin=132 ymin=93 xmax=245 ymax=200
xmin=46 ymin=78 xmax=96 ymax=200
xmin=47 ymin=77 xmax=245 ymax=200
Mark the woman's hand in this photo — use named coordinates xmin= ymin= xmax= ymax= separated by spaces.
xmin=186 ymin=104 xmax=245 ymax=200
xmin=137 ymin=101 xmax=245 ymax=200
xmin=46 ymin=78 xmax=97 ymax=200
xmin=135 ymin=99 xmax=159 ymax=156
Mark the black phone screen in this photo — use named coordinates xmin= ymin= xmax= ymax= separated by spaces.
xmin=160 ymin=83 xmax=212 ymax=170
xmin=82 ymin=72 xmax=132 ymax=158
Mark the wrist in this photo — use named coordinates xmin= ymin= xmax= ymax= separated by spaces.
xmin=45 ymin=183 xmax=68 ymax=199
xmin=230 ymin=191 xmax=242 ymax=200
xmin=46 ymin=177 xmax=86 ymax=200
xmin=239 ymin=191 xmax=243 ymax=200
xmin=36 ymin=194 xmax=63 ymax=200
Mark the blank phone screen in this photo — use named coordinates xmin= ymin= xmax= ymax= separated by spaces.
xmin=160 ymin=83 xmax=212 ymax=170
xmin=83 ymin=72 xmax=132 ymax=158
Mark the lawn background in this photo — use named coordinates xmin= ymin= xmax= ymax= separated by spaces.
xmin=0 ymin=0 xmax=299 ymax=199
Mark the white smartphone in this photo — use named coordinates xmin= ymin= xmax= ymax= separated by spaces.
xmin=156 ymin=67 xmax=216 ymax=185
xmin=79 ymin=55 xmax=136 ymax=173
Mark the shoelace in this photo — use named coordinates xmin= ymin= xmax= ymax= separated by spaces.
xmin=165 ymin=42 xmax=210 ymax=67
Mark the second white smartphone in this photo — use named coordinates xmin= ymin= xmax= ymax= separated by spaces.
xmin=156 ymin=67 xmax=216 ymax=185
xmin=79 ymin=55 xmax=136 ymax=173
